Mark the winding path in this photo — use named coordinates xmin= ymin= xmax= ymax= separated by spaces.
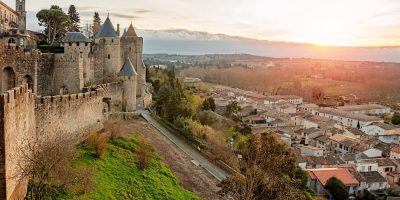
xmin=139 ymin=110 xmax=227 ymax=181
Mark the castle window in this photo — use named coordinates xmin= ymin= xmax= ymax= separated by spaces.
xmin=108 ymin=54 xmax=111 ymax=59
xmin=76 ymin=42 xmax=80 ymax=46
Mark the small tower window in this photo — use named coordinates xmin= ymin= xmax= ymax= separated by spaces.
xmin=108 ymin=54 xmax=110 ymax=59
xmin=19 ymin=5 xmax=22 ymax=11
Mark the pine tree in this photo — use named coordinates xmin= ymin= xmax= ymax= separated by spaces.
xmin=67 ymin=5 xmax=80 ymax=32
xmin=92 ymin=12 xmax=102 ymax=37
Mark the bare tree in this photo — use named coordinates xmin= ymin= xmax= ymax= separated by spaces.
xmin=15 ymin=135 xmax=93 ymax=200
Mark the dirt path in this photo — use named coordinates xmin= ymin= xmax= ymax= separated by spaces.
xmin=112 ymin=118 xmax=222 ymax=200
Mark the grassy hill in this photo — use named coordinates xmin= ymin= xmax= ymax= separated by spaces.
xmin=65 ymin=135 xmax=199 ymax=200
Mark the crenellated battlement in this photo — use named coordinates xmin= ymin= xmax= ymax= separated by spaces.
xmin=1 ymin=84 xmax=35 ymax=105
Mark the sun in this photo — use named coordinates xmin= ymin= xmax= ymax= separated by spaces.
xmin=294 ymin=19 xmax=359 ymax=46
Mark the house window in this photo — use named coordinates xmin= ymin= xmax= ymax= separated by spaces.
xmin=76 ymin=42 xmax=80 ymax=46
xmin=69 ymin=42 xmax=72 ymax=46
xmin=368 ymin=166 xmax=372 ymax=172
xmin=108 ymin=54 xmax=110 ymax=59
xmin=85 ymin=42 xmax=88 ymax=46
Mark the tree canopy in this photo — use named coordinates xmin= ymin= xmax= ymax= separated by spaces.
xmin=225 ymin=101 xmax=241 ymax=118
xmin=220 ymin=132 xmax=307 ymax=200
xmin=92 ymin=12 xmax=102 ymax=37
xmin=324 ymin=177 xmax=349 ymax=200
xmin=67 ymin=5 xmax=80 ymax=32
xmin=202 ymin=97 xmax=216 ymax=111
xmin=392 ymin=112 xmax=400 ymax=125
xmin=37 ymin=5 xmax=72 ymax=45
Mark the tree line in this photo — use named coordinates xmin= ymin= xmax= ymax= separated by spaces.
xmin=37 ymin=5 xmax=103 ymax=45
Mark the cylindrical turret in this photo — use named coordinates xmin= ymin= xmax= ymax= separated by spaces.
xmin=94 ymin=16 xmax=121 ymax=83
xmin=118 ymin=56 xmax=137 ymax=112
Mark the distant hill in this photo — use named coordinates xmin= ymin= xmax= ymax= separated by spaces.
xmin=137 ymin=29 xmax=400 ymax=62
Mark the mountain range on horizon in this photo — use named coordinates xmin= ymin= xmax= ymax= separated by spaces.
xmin=137 ymin=29 xmax=400 ymax=63
xmin=25 ymin=10 xmax=400 ymax=63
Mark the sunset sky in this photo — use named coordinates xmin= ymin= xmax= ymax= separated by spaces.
xmin=4 ymin=0 xmax=400 ymax=46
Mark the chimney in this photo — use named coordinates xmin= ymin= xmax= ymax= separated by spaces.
xmin=116 ymin=24 xmax=120 ymax=36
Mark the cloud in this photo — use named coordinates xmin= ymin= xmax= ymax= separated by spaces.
xmin=109 ymin=13 xmax=142 ymax=20
xmin=125 ymin=9 xmax=153 ymax=14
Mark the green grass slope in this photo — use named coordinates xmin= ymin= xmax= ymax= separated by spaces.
xmin=73 ymin=137 xmax=199 ymax=200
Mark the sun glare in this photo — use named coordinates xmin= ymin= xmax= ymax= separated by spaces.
xmin=295 ymin=19 xmax=359 ymax=46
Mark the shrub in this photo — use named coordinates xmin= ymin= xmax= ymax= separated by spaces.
xmin=392 ymin=112 xmax=400 ymax=125
xmin=105 ymin=118 xmax=122 ymax=139
xmin=136 ymin=142 xmax=154 ymax=170
xmin=197 ymin=110 xmax=218 ymax=126
xmin=86 ymin=132 xmax=109 ymax=158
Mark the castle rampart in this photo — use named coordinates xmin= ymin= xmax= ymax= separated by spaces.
xmin=0 ymin=82 xmax=119 ymax=199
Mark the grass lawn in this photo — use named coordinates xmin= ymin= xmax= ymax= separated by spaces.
xmin=68 ymin=135 xmax=199 ymax=200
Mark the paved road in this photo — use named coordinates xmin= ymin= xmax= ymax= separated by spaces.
xmin=139 ymin=110 xmax=227 ymax=181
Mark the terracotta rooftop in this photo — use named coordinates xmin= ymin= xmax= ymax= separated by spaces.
xmin=391 ymin=146 xmax=400 ymax=154
xmin=0 ymin=1 xmax=18 ymax=15
xmin=307 ymin=168 xmax=359 ymax=186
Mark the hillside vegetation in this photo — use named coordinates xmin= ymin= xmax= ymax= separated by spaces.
xmin=57 ymin=133 xmax=199 ymax=200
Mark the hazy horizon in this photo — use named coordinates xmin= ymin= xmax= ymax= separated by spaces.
xmin=4 ymin=0 xmax=400 ymax=47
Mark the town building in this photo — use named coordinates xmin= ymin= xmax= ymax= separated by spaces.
xmin=311 ymin=107 xmax=382 ymax=128
xmin=338 ymin=104 xmax=391 ymax=115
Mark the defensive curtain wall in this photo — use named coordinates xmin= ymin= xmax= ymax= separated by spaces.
xmin=0 ymin=82 xmax=123 ymax=200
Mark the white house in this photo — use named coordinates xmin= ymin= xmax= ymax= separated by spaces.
xmin=356 ymin=161 xmax=379 ymax=173
xmin=300 ymin=146 xmax=324 ymax=157
xmin=359 ymin=172 xmax=389 ymax=191
xmin=303 ymin=114 xmax=336 ymax=129
xmin=264 ymin=95 xmax=303 ymax=105
xmin=298 ymin=103 xmax=319 ymax=113
xmin=338 ymin=104 xmax=391 ymax=115
xmin=362 ymin=148 xmax=383 ymax=158
xmin=329 ymin=134 xmax=368 ymax=154
xmin=361 ymin=122 xmax=400 ymax=144
xmin=275 ymin=102 xmax=297 ymax=114
xmin=311 ymin=107 xmax=382 ymax=128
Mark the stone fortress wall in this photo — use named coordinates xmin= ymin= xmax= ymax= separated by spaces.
xmin=0 ymin=82 xmax=124 ymax=199
xmin=0 ymin=1 xmax=152 ymax=198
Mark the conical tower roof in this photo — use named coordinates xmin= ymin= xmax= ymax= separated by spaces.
xmin=122 ymin=24 xmax=137 ymax=37
xmin=95 ymin=16 xmax=117 ymax=38
xmin=118 ymin=56 xmax=137 ymax=76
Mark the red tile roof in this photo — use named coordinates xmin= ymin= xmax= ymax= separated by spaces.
xmin=0 ymin=1 xmax=18 ymax=15
xmin=391 ymin=146 xmax=400 ymax=154
xmin=307 ymin=168 xmax=359 ymax=186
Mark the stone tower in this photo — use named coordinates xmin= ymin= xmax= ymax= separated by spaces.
xmin=94 ymin=16 xmax=121 ymax=83
xmin=118 ymin=56 xmax=137 ymax=111
xmin=120 ymin=23 xmax=146 ymax=97
xmin=16 ymin=0 xmax=26 ymax=31
xmin=63 ymin=32 xmax=92 ymax=87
